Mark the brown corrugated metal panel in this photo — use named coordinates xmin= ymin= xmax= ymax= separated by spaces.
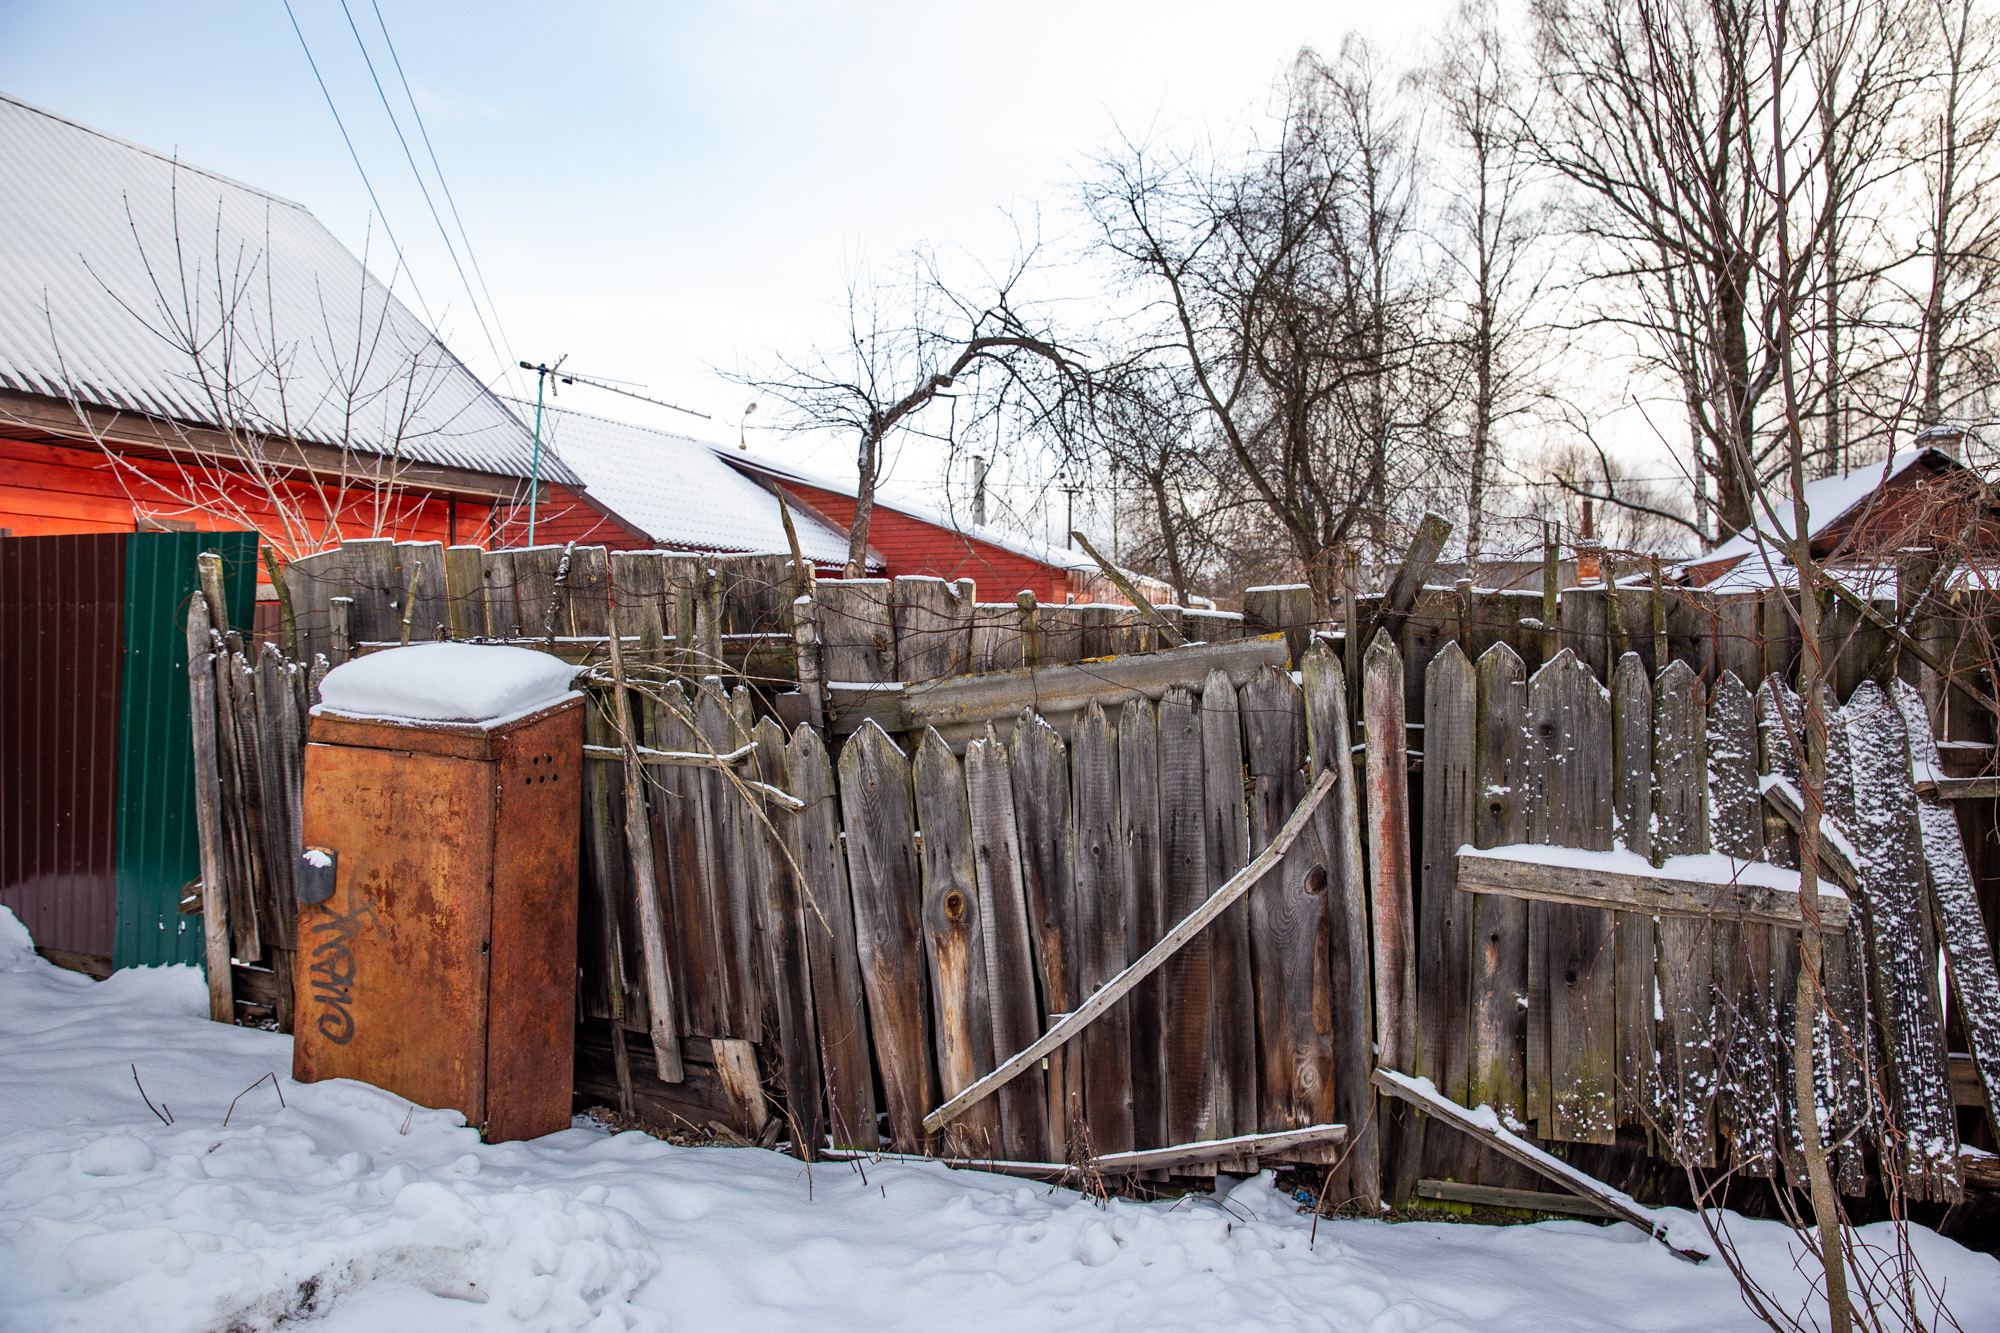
xmin=0 ymin=532 xmax=126 ymax=956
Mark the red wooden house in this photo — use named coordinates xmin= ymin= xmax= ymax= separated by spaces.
xmin=0 ymin=92 xmax=572 ymax=558
xmin=720 ymin=451 xmax=1171 ymax=604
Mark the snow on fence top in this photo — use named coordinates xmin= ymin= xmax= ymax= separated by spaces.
xmin=316 ymin=643 xmax=580 ymax=725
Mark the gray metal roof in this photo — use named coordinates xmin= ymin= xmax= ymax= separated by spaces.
xmin=0 ymin=93 xmax=575 ymax=487
xmin=518 ymin=398 xmax=878 ymax=568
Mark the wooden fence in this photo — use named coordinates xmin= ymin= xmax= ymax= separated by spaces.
xmin=186 ymin=539 xmax=2000 ymax=1209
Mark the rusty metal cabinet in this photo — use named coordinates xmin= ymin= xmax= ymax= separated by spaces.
xmin=292 ymin=695 xmax=583 ymax=1142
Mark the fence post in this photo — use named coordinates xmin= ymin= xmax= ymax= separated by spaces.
xmin=186 ymin=591 xmax=234 ymax=1023
xmin=1363 ymin=631 xmax=1420 ymax=1202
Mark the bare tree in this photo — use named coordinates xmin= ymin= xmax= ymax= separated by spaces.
xmin=1913 ymin=0 xmax=2000 ymax=427
xmin=1426 ymin=1 xmax=1558 ymax=570
xmin=1083 ymin=41 xmax=1457 ymax=614
xmin=738 ymin=249 xmax=1090 ymax=579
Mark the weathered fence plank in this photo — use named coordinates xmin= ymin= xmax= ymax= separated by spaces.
xmin=444 ymin=545 xmax=485 ymax=639
xmin=654 ymin=682 xmax=723 ymax=1036
xmin=1243 ymin=665 xmax=1336 ymax=1164
xmin=1201 ymin=667 xmax=1257 ymax=1168
xmin=1011 ymin=709 xmax=1081 ymax=1149
xmin=964 ymin=727 xmax=1051 ymax=1161
xmin=820 ymin=578 xmax=898 ymax=684
xmin=1844 ymin=682 xmax=1959 ymax=1201
xmin=1119 ymin=698 xmax=1170 ymax=1152
xmin=914 ymin=729 xmax=1000 ymax=1153
xmin=1710 ymin=671 xmax=1775 ymax=1175
xmin=896 ymin=576 xmax=973 ymax=683
xmin=1157 ymin=685 xmax=1216 ymax=1157
xmin=1072 ymin=702 xmax=1135 ymax=1155
xmin=787 ymin=725 xmax=878 ymax=1150
xmin=838 ymin=721 xmax=935 ymax=1152
xmin=1469 ymin=644 xmax=1529 ymax=1149
xmin=1363 ymin=632 xmax=1421 ymax=1197
xmin=1895 ymin=682 xmax=2000 ymax=1144
xmin=1303 ymin=641 xmax=1378 ymax=1207
xmin=185 ymin=594 xmax=233 ymax=1021
xmin=1418 ymin=642 xmax=1475 ymax=1180
xmin=1610 ymin=652 xmax=1654 ymax=1127
xmin=752 ymin=715 xmax=822 ymax=1156
xmin=1654 ymin=658 xmax=1715 ymax=1165
xmin=1527 ymin=650 xmax=1616 ymax=1144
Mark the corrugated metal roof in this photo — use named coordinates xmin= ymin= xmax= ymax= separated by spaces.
xmin=0 ymin=93 xmax=575 ymax=488
xmin=516 ymin=399 xmax=877 ymax=568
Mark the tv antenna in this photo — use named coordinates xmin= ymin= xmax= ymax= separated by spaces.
xmin=517 ymin=358 xmax=713 ymax=545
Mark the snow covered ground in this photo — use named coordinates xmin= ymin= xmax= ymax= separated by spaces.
xmin=4 ymin=906 xmax=1997 ymax=1333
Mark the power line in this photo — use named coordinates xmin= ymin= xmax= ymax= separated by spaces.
xmin=334 ymin=0 xmax=510 ymax=387
xmin=280 ymin=0 xmax=439 ymax=331
xmin=370 ymin=0 xmax=517 ymax=390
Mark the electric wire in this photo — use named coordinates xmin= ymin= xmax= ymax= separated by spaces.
xmin=334 ymin=0 xmax=510 ymax=390
xmin=369 ymin=0 xmax=518 ymax=383
xmin=279 ymin=0 xmax=440 ymax=331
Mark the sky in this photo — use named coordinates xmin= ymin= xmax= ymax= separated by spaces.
xmin=0 ymin=0 xmax=1456 ymax=537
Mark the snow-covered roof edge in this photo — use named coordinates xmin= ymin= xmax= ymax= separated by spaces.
xmin=1679 ymin=447 xmax=1959 ymax=580
xmin=720 ymin=447 xmax=1176 ymax=594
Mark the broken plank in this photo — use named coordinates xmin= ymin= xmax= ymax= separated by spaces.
xmin=1456 ymin=848 xmax=1848 ymax=931
xmin=1373 ymin=1068 xmax=1707 ymax=1263
xmin=1092 ymin=1123 xmax=1347 ymax=1175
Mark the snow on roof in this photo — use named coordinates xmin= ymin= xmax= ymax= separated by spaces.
xmin=518 ymin=400 xmax=876 ymax=568
xmin=721 ymin=446 xmax=1173 ymax=592
xmin=1683 ymin=448 xmax=1950 ymax=579
xmin=0 ymin=93 xmax=573 ymax=487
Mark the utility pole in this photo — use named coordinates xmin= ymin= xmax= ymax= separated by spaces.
xmin=518 ymin=357 xmax=567 ymax=547
xmin=971 ymin=454 xmax=987 ymax=527
xmin=1058 ymin=475 xmax=1082 ymax=549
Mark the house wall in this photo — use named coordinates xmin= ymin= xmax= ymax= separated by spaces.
xmin=0 ymin=434 xmax=656 ymax=567
xmin=777 ymin=479 xmax=1085 ymax=603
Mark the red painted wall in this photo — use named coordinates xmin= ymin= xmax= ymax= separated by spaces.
xmin=779 ymin=480 xmax=1084 ymax=603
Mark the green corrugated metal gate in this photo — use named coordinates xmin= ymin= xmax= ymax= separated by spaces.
xmin=115 ymin=532 xmax=258 ymax=968
xmin=0 ymin=531 xmax=256 ymax=970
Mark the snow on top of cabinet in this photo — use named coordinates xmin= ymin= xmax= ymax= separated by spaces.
xmin=317 ymin=643 xmax=580 ymax=725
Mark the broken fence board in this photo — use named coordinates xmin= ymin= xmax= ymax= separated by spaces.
xmin=1373 ymin=1069 xmax=1706 ymax=1264
xmin=1200 ymin=667 xmax=1257 ymax=1167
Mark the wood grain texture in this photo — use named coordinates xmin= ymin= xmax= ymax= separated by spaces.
xmin=1302 ymin=642 xmax=1378 ymax=1207
xmin=895 ymin=576 xmax=973 ymax=683
xmin=185 ymin=596 xmax=233 ymax=1021
xmin=819 ymin=579 xmax=898 ymax=684
xmin=914 ymin=729 xmax=1000 ymax=1154
xmin=652 ymin=683 xmax=719 ymax=1036
xmin=1469 ymin=645 xmax=1529 ymax=1143
xmin=1010 ymin=709 xmax=1081 ymax=1148
xmin=1363 ymin=632 xmax=1421 ymax=1197
xmin=964 ymin=728 xmax=1052 ymax=1161
xmin=1419 ymin=643 xmax=1475 ymax=1178
xmin=607 ymin=623 xmax=685 ymax=1082
xmin=1610 ymin=652 xmax=1655 ymax=1126
xmin=1157 ymin=685 xmax=1215 ymax=1154
xmin=1708 ymin=672 xmax=1772 ymax=1174
xmin=787 ymin=725 xmax=879 ymax=1150
xmin=1843 ymin=682 xmax=1959 ymax=1201
xmin=754 ymin=716 xmax=824 ymax=1157
xmin=697 ymin=678 xmax=757 ymax=1037
xmin=838 ymin=722 xmax=936 ymax=1152
xmin=1200 ymin=667 xmax=1257 ymax=1166
xmin=1072 ymin=702 xmax=1136 ymax=1154
xmin=1526 ymin=650 xmax=1616 ymax=1145
xmin=1653 ymin=658 xmax=1716 ymax=1165
xmin=1242 ymin=666 xmax=1336 ymax=1164
xmin=1119 ymin=699 xmax=1170 ymax=1151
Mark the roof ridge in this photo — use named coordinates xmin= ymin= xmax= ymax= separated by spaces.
xmin=0 ymin=90 xmax=312 ymax=212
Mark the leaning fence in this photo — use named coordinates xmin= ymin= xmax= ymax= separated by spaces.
xmin=183 ymin=535 xmax=2000 ymax=1211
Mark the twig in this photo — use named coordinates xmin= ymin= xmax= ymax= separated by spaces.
xmin=222 ymin=1071 xmax=285 ymax=1128
xmin=132 ymin=1063 xmax=173 ymax=1126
